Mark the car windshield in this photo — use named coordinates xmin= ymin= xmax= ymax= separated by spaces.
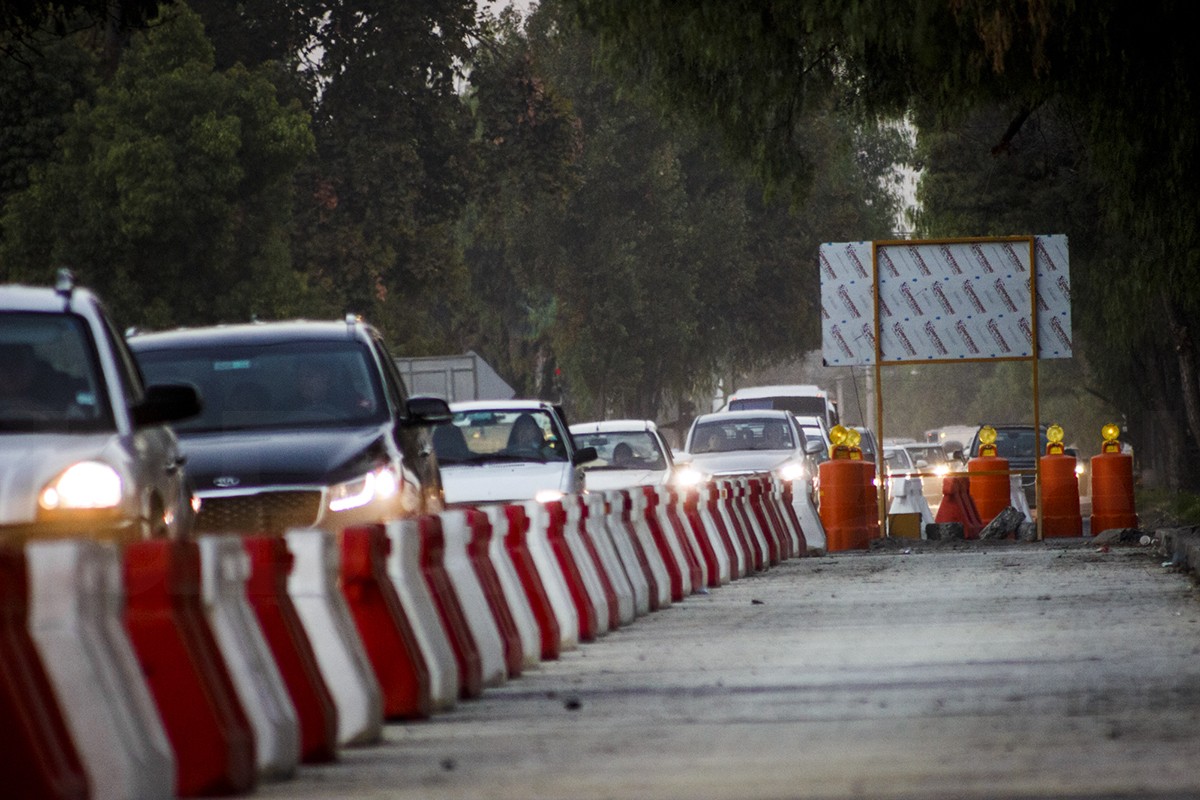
xmin=729 ymin=396 xmax=827 ymax=417
xmin=985 ymin=428 xmax=1046 ymax=459
xmin=136 ymin=340 xmax=387 ymax=433
xmin=690 ymin=418 xmax=794 ymax=454
xmin=884 ymin=449 xmax=913 ymax=472
xmin=434 ymin=409 xmax=568 ymax=464
xmin=0 ymin=312 xmax=113 ymax=433
xmin=573 ymin=431 xmax=667 ymax=471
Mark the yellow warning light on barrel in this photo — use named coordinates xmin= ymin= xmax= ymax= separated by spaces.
xmin=845 ymin=427 xmax=863 ymax=460
xmin=1046 ymin=423 xmax=1065 ymax=455
xmin=829 ymin=425 xmax=852 ymax=460
xmin=1101 ymin=422 xmax=1121 ymax=453
xmin=979 ymin=424 xmax=998 ymax=457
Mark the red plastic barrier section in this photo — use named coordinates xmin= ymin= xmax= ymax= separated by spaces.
xmin=243 ymin=535 xmax=338 ymax=764
xmin=968 ymin=455 xmax=1011 ymax=524
xmin=615 ymin=491 xmax=661 ymax=611
xmin=934 ymin=476 xmax=984 ymax=539
xmin=721 ymin=480 xmax=757 ymax=571
xmin=819 ymin=460 xmax=872 ymax=551
xmin=574 ymin=499 xmax=621 ymax=631
xmin=464 ymin=510 xmax=524 ymax=677
xmin=1040 ymin=453 xmax=1083 ymax=537
xmin=681 ymin=488 xmax=721 ymax=588
xmin=662 ymin=488 xmax=704 ymax=590
xmin=642 ymin=487 xmax=685 ymax=600
xmin=123 ymin=538 xmax=256 ymax=797
xmin=418 ymin=515 xmax=483 ymax=699
xmin=1090 ymin=452 xmax=1138 ymax=534
xmin=779 ymin=480 xmax=809 ymax=556
xmin=500 ymin=505 xmax=561 ymax=660
xmin=748 ymin=478 xmax=784 ymax=563
xmin=702 ymin=484 xmax=740 ymax=575
xmin=340 ymin=525 xmax=432 ymax=720
xmin=0 ymin=545 xmax=89 ymax=800
xmin=546 ymin=500 xmax=599 ymax=641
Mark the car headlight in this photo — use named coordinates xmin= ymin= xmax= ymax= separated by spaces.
xmin=39 ymin=461 xmax=123 ymax=510
xmin=675 ymin=467 xmax=706 ymax=487
xmin=776 ymin=461 xmax=806 ymax=482
xmin=328 ymin=465 xmax=400 ymax=512
xmin=1074 ymin=462 xmax=1086 ymax=477
xmin=535 ymin=489 xmax=565 ymax=504
xmin=933 ymin=464 xmax=950 ymax=478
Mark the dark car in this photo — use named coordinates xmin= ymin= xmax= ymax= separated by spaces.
xmin=0 ymin=273 xmax=200 ymax=541
xmin=966 ymin=423 xmax=1086 ymax=506
xmin=130 ymin=317 xmax=451 ymax=535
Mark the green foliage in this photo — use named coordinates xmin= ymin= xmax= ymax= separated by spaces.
xmin=0 ymin=4 xmax=314 ymax=329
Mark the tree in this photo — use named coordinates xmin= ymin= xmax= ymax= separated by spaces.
xmin=0 ymin=4 xmax=314 ymax=329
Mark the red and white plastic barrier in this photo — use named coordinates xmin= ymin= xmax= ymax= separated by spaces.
xmin=626 ymin=488 xmax=672 ymax=610
xmin=692 ymin=485 xmax=733 ymax=586
xmin=26 ymin=538 xmax=175 ymax=799
xmin=385 ymin=518 xmax=460 ymax=710
xmin=198 ymin=534 xmax=300 ymax=780
xmin=286 ymin=528 xmax=383 ymax=747
xmin=480 ymin=504 xmax=545 ymax=670
xmin=601 ymin=490 xmax=651 ymax=617
xmin=439 ymin=510 xmax=508 ymax=687
xmin=583 ymin=493 xmax=636 ymax=626
xmin=495 ymin=504 xmax=563 ymax=661
xmin=416 ymin=515 xmax=484 ymax=699
xmin=561 ymin=496 xmax=612 ymax=638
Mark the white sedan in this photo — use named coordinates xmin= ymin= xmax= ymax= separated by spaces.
xmin=569 ymin=419 xmax=675 ymax=490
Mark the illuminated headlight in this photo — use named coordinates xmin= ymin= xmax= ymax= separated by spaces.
xmin=535 ymin=489 xmax=565 ymax=504
xmin=39 ymin=461 xmax=123 ymax=510
xmin=934 ymin=465 xmax=950 ymax=478
xmin=776 ymin=461 xmax=806 ymax=482
xmin=1074 ymin=462 xmax=1086 ymax=477
xmin=675 ymin=467 xmax=706 ymax=487
xmin=328 ymin=465 xmax=400 ymax=513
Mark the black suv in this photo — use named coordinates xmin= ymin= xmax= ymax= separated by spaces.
xmin=0 ymin=274 xmax=200 ymax=541
xmin=130 ymin=318 xmax=451 ymax=535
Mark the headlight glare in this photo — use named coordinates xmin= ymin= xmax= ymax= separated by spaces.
xmin=535 ymin=489 xmax=565 ymax=504
xmin=776 ymin=461 xmax=806 ymax=482
xmin=328 ymin=465 xmax=399 ymax=512
xmin=675 ymin=467 xmax=705 ymax=487
xmin=40 ymin=461 xmax=122 ymax=510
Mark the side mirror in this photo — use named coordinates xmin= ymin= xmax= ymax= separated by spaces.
xmin=572 ymin=446 xmax=598 ymax=466
xmin=804 ymin=440 xmax=824 ymax=455
xmin=403 ymin=395 xmax=453 ymax=426
xmin=915 ymin=459 xmax=929 ymax=469
xmin=133 ymin=383 xmax=202 ymax=427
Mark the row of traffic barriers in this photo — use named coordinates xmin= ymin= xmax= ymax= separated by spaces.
xmin=2 ymin=474 xmax=811 ymax=799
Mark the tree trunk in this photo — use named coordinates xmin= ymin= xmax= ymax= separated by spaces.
xmin=1160 ymin=287 xmax=1200 ymax=467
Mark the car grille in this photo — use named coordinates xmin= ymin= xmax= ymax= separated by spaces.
xmin=195 ymin=491 xmax=323 ymax=535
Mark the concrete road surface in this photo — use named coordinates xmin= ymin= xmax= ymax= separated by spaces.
xmin=256 ymin=541 xmax=1200 ymax=800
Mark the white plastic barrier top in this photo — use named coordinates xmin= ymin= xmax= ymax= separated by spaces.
xmin=286 ymin=528 xmax=383 ymax=747
xmin=438 ymin=509 xmax=508 ymax=687
xmin=385 ymin=519 xmax=460 ymax=710
xmin=601 ymin=490 xmax=651 ymax=617
xmin=626 ymin=488 xmax=673 ymax=609
xmin=199 ymin=535 xmax=300 ymax=780
xmin=788 ymin=474 xmax=827 ymax=553
xmin=26 ymin=538 xmax=176 ymax=800
xmin=650 ymin=486 xmax=693 ymax=596
xmin=479 ymin=505 xmax=542 ymax=669
xmin=583 ymin=493 xmax=636 ymax=626
xmin=713 ymin=481 xmax=748 ymax=580
xmin=693 ymin=485 xmax=731 ymax=586
xmin=521 ymin=499 xmax=580 ymax=651
xmin=1010 ymin=476 xmax=1033 ymax=522
xmin=888 ymin=476 xmax=935 ymax=529
xmin=563 ymin=495 xmax=611 ymax=636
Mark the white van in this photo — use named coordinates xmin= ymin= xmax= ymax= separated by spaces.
xmin=722 ymin=384 xmax=839 ymax=430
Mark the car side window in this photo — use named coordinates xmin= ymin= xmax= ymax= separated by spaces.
xmin=371 ymin=336 xmax=409 ymax=416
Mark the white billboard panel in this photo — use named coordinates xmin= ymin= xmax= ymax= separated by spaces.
xmin=820 ymin=236 xmax=1071 ymax=366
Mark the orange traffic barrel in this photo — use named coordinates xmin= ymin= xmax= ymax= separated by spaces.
xmin=1090 ymin=452 xmax=1138 ymax=533
xmin=1040 ymin=453 xmax=1082 ymax=537
xmin=818 ymin=459 xmax=871 ymax=551
xmin=968 ymin=455 xmax=1010 ymax=524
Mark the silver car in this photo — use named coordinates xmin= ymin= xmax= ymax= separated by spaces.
xmin=0 ymin=275 xmax=199 ymax=541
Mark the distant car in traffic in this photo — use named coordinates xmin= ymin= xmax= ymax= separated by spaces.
xmin=901 ymin=441 xmax=955 ymax=509
xmin=677 ymin=410 xmax=822 ymax=507
xmin=432 ymin=400 xmax=596 ymax=505
xmin=569 ymin=419 xmax=675 ymax=490
xmin=1 ymin=274 xmax=200 ymax=541
xmin=721 ymin=384 xmax=839 ymax=430
xmin=130 ymin=317 xmax=451 ymax=535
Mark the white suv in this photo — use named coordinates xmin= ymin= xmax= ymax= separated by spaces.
xmin=0 ymin=273 xmax=200 ymax=541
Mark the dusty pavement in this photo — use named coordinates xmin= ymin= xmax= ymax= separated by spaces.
xmin=255 ymin=541 xmax=1200 ymax=800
